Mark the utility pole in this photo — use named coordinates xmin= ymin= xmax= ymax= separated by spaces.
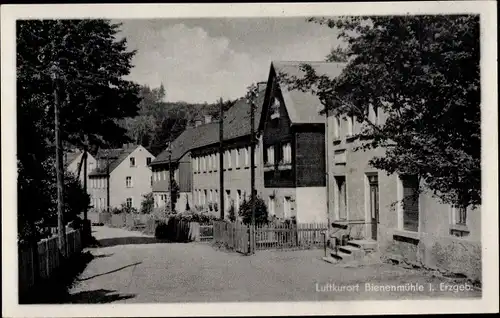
xmin=250 ymin=91 xmax=257 ymax=227
xmin=51 ymin=23 xmax=67 ymax=257
xmin=219 ymin=98 xmax=225 ymax=220
xmin=106 ymin=152 xmax=110 ymax=213
xmin=53 ymin=69 xmax=67 ymax=258
xmin=168 ymin=143 xmax=174 ymax=213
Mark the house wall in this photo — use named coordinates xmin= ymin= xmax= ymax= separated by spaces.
xmin=88 ymin=176 xmax=108 ymax=212
xmin=67 ymin=152 xmax=97 ymax=189
xmin=326 ymin=109 xmax=481 ymax=280
xmin=109 ymin=146 xmax=154 ymax=210
xmin=296 ymin=187 xmax=327 ymax=223
xmin=295 ymin=127 xmax=326 ymax=187
xmin=192 ymin=137 xmax=264 ymax=217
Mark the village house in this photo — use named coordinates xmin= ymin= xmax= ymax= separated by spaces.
xmin=320 ymin=67 xmax=481 ymax=280
xmin=88 ymin=144 xmax=154 ymax=211
xmin=64 ymin=148 xmax=97 ymax=188
xmin=149 ymin=117 xmax=218 ymax=212
xmin=257 ymin=61 xmax=345 ymax=223
xmin=190 ymin=85 xmax=266 ymax=217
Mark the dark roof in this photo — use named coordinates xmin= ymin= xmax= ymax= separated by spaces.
xmin=151 ymin=122 xmax=219 ymax=165
xmin=150 ymin=86 xmax=266 ymax=166
xmin=89 ymin=145 xmax=139 ymax=177
xmin=272 ymin=61 xmax=346 ymax=124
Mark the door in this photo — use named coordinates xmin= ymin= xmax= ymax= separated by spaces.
xmin=368 ymin=175 xmax=379 ymax=240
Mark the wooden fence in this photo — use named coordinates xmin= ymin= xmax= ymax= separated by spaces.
xmin=213 ymin=221 xmax=328 ymax=253
xmin=18 ymin=229 xmax=83 ymax=295
xmin=213 ymin=221 xmax=252 ymax=254
xmin=254 ymin=223 xmax=328 ymax=250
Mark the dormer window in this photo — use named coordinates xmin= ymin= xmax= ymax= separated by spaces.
xmin=270 ymin=98 xmax=281 ymax=120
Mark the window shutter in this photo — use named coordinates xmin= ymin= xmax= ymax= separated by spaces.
xmin=401 ymin=175 xmax=419 ymax=232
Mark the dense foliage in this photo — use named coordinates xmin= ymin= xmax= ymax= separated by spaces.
xmin=17 ymin=19 xmax=141 ymax=242
xmin=140 ymin=192 xmax=154 ymax=214
xmin=283 ymin=15 xmax=480 ymax=208
xmin=238 ymin=196 xmax=269 ymax=225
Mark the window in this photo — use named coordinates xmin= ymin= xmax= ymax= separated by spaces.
xmin=333 ymin=116 xmax=341 ymax=139
xmin=225 ymin=190 xmax=231 ymax=211
xmin=254 ymin=146 xmax=258 ymax=166
xmin=282 ymin=143 xmax=292 ymax=164
xmin=235 ymin=190 xmax=241 ymax=213
xmin=89 ymin=162 xmax=94 ymax=172
xmin=451 ymin=205 xmax=467 ymax=226
xmin=227 ymin=151 xmax=232 ymax=169
xmin=126 ymin=176 xmax=132 ymax=188
xmin=201 ymin=156 xmax=205 ymax=172
xmin=163 ymin=170 xmax=167 ymax=180
xmin=235 ymin=149 xmax=240 ymax=168
xmin=214 ymin=190 xmax=218 ymax=203
xmin=174 ymin=170 xmax=178 ymax=182
xmin=146 ymin=157 xmax=152 ymax=165
xmin=270 ymin=98 xmax=281 ymax=119
xmin=283 ymin=197 xmax=291 ymax=219
xmin=266 ymin=146 xmax=275 ymax=165
xmin=99 ymin=198 xmax=103 ymax=210
xmin=268 ymin=196 xmax=275 ymax=216
xmin=126 ymin=197 xmax=133 ymax=208
xmin=130 ymin=157 xmax=136 ymax=167
xmin=346 ymin=116 xmax=353 ymax=137
xmin=400 ymin=175 xmax=419 ymax=232
xmin=335 ymin=176 xmax=347 ymax=220
xmin=369 ymin=104 xmax=379 ymax=126
xmin=245 ymin=147 xmax=249 ymax=166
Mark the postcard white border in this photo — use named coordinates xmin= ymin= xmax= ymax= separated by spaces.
xmin=2 ymin=1 xmax=498 ymax=317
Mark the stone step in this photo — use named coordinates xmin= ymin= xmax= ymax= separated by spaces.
xmin=322 ymin=256 xmax=339 ymax=264
xmin=338 ymin=245 xmax=366 ymax=259
xmin=331 ymin=250 xmax=356 ymax=262
xmin=347 ymin=239 xmax=378 ymax=251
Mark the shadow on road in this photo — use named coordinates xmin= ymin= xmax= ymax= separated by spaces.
xmin=78 ymin=262 xmax=142 ymax=281
xmin=97 ymin=236 xmax=177 ymax=248
xmin=67 ymin=289 xmax=136 ymax=303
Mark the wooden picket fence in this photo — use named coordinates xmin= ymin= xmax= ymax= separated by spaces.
xmin=213 ymin=221 xmax=328 ymax=253
xmin=254 ymin=222 xmax=328 ymax=250
xmin=18 ymin=229 xmax=83 ymax=295
xmin=213 ymin=221 xmax=252 ymax=254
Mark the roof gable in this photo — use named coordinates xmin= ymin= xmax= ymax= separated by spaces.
xmin=89 ymin=145 xmax=140 ymax=176
xmin=270 ymin=61 xmax=346 ymax=125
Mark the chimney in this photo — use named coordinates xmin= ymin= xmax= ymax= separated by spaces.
xmin=204 ymin=115 xmax=212 ymax=124
xmin=195 ymin=119 xmax=203 ymax=127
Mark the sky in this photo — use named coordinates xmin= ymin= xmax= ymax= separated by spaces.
xmin=116 ymin=18 xmax=342 ymax=103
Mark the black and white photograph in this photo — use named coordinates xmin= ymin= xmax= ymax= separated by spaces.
xmin=1 ymin=2 xmax=498 ymax=317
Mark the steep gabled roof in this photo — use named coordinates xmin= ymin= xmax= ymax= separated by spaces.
xmin=151 ymin=122 xmax=219 ymax=165
xmin=271 ymin=61 xmax=346 ymax=124
xmin=89 ymin=145 xmax=140 ymax=177
xmin=150 ymin=86 xmax=267 ymax=166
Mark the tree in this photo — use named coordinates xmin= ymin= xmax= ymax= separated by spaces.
xmin=282 ymin=15 xmax=480 ymax=209
xmin=140 ymin=192 xmax=155 ymax=214
xmin=238 ymin=196 xmax=268 ymax=225
xmin=17 ymin=19 xmax=141 ymax=242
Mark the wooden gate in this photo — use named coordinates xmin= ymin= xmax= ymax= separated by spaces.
xmin=213 ymin=221 xmax=252 ymax=254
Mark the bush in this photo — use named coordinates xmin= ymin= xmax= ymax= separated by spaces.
xmin=140 ymin=192 xmax=154 ymax=214
xmin=238 ymin=195 xmax=268 ymax=225
xmin=120 ymin=202 xmax=138 ymax=214
xmin=111 ymin=207 xmax=121 ymax=215
xmin=154 ymin=221 xmax=169 ymax=239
